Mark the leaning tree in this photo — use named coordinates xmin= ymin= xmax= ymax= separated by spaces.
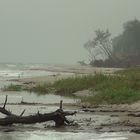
xmin=84 ymin=29 xmax=114 ymax=65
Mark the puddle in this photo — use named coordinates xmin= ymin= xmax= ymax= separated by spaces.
xmin=0 ymin=91 xmax=78 ymax=104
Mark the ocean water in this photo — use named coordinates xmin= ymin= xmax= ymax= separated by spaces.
xmin=0 ymin=63 xmax=65 ymax=89
xmin=0 ymin=63 xmax=57 ymax=79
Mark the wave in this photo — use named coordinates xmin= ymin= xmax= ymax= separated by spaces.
xmin=25 ymin=131 xmax=128 ymax=140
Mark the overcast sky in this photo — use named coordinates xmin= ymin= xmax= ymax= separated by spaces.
xmin=0 ymin=0 xmax=140 ymax=64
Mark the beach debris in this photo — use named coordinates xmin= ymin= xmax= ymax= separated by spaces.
xmin=0 ymin=96 xmax=77 ymax=127
xmin=128 ymin=113 xmax=140 ymax=117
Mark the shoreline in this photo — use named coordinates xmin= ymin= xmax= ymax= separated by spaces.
xmin=13 ymin=66 xmax=122 ymax=84
xmin=2 ymin=66 xmax=140 ymax=136
xmin=1 ymin=90 xmax=140 ymax=134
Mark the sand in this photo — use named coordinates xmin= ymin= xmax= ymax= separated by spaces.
xmin=15 ymin=65 xmax=122 ymax=84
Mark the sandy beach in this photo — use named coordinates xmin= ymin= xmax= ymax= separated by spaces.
xmin=15 ymin=65 xmax=122 ymax=84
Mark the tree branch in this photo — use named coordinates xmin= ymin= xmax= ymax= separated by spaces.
xmin=0 ymin=96 xmax=77 ymax=127
xmin=20 ymin=109 xmax=26 ymax=117
xmin=3 ymin=95 xmax=8 ymax=109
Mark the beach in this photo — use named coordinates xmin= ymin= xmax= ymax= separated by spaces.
xmin=0 ymin=63 xmax=140 ymax=140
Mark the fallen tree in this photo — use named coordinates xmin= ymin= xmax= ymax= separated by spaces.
xmin=0 ymin=96 xmax=77 ymax=127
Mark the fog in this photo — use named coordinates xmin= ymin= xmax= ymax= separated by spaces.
xmin=0 ymin=0 xmax=140 ymax=64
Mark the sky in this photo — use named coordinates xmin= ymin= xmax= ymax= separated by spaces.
xmin=0 ymin=0 xmax=140 ymax=64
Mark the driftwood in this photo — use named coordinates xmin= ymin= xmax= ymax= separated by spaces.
xmin=128 ymin=113 xmax=140 ymax=117
xmin=0 ymin=95 xmax=77 ymax=127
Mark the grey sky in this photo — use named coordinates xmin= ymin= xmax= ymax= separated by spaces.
xmin=0 ymin=0 xmax=140 ymax=64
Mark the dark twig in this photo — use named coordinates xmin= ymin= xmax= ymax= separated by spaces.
xmin=3 ymin=95 xmax=8 ymax=109
xmin=20 ymin=109 xmax=26 ymax=117
xmin=60 ymin=100 xmax=63 ymax=110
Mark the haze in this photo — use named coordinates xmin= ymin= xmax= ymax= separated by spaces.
xmin=0 ymin=0 xmax=140 ymax=64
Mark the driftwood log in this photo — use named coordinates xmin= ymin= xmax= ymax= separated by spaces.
xmin=0 ymin=95 xmax=77 ymax=127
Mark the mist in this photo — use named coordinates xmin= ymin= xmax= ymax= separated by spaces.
xmin=0 ymin=0 xmax=140 ymax=64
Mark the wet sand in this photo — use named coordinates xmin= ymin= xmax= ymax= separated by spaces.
xmin=0 ymin=90 xmax=140 ymax=139
xmin=1 ymin=92 xmax=140 ymax=134
xmin=128 ymin=136 xmax=140 ymax=140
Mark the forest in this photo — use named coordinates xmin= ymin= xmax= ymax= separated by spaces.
xmin=84 ymin=19 xmax=140 ymax=67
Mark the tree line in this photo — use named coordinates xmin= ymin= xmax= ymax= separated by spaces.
xmin=83 ymin=19 xmax=140 ymax=67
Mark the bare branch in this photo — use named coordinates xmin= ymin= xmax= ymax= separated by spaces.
xmin=0 ymin=96 xmax=77 ymax=127
xmin=20 ymin=109 xmax=26 ymax=117
xmin=60 ymin=100 xmax=63 ymax=110
xmin=3 ymin=95 xmax=8 ymax=109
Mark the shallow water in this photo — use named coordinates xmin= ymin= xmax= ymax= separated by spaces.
xmin=0 ymin=91 xmax=131 ymax=140
xmin=0 ymin=130 xmax=130 ymax=140
xmin=0 ymin=91 xmax=78 ymax=104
